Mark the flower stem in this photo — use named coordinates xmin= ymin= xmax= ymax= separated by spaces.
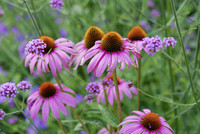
xmin=23 ymin=0 xmax=42 ymax=37
xmin=54 ymin=76 xmax=90 ymax=134
xmin=103 ymin=86 xmax=109 ymax=108
xmin=70 ymin=107 xmax=90 ymax=134
xmin=112 ymin=68 xmax=122 ymax=122
xmin=137 ymin=59 xmax=141 ymax=111
xmin=57 ymin=119 xmax=67 ymax=134
xmin=169 ymin=0 xmax=200 ymax=108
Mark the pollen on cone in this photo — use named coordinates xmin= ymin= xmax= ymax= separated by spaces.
xmin=101 ymin=31 xmax=123 ymax=52
xmin=84 ymin=26 xmax=104 ymax=49
xmin=39 ymin=82 xmax=57 ymax=98
xmin=141 ymin=112 xmax=161 ymax=130
xmin=127 ymin=26 xmax=147 ymax=41
xmin=40 ymin=36 xmax=56 ymax=53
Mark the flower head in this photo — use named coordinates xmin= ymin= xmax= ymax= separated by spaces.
xmin=17 ymin=81 xmax=32 ymax=92
xmin=84 ymin=94 xmax=93 ymax=104
xmin=83 ymin=31 xmax=141 ymax=77
xmin=72 ymin=26 xmax=104 ymax=70
xmin=163 ymin=37 xmax=177 ymax=48
xmin=127 ymin=26 xmax=147 ymax=41
xmin=142 ymin=35 xmax=163 ymax=55
xmin=0 ymin=109 xmax=5 ymax=120
xmin=27 ymin=82 xmax=77 ymax=122
xmin=25 ymin=36 xmax=75 ymax=76
xmin=119 ymin=109 xmax=174 ymax=134
xmin=147 ymin=0 xmax=155 ymax=8
xmin=101 ymin=78 xmax=113 ymax=88
xmin=0 ymin=9 xmax=4 ymax=17
xmin=97 ymin=76 xmax=137 ymax=105
xmin=86 ymin=82 xmax=101 ymax=95
xmin=152 ymin=9 xmax=161 ymax=17
xmin=50 ymin=0 xmax=64 ymax=9
xmin=0 ymin=82 xmax=19 ymax=100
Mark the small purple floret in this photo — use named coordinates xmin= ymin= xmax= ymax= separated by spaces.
xmin=84 ymin=94 xmax=93 ymax=104
xmin=0 ymin=82 xmax=19 ymax=100
xmin=25 ymin=39 xmax=47 ymax=55
xmin=50 ymin=0 xmax=64 ymax=9
xmin=0 ymin=109 xmax=5 ymax=120
xmin=17 ymin=81 xmax=32 ymax=92
xmin=127 ymin=80 xmax=134 ymax=89
xmin=101 ymin=79 xmax=113 ymax=88
xmin=142 ymin=35 xmax=163 ymax=55
xmin=85 ymin=82 xmax=101 ymax=95
xmin=163 ymin=37 xmax=177 ymax=48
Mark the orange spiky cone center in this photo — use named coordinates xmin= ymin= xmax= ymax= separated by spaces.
xmin=101 ymin=31 xmax=123 ymax=52
xmin=84 ymin=26 xmax=104 ymax=49
xmin=141 ymin=112 xmax=161 ymax=130
xmin=40 ymin=36 xmax=56 ymax=53
xmin=39 ymin=82 xmax=57 ymax=98
xmin=127 ymin=26 xmax=147 ymax=41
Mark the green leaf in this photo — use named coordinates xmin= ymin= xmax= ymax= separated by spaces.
xmin=98 ymin=104 xmax=119 ymax=127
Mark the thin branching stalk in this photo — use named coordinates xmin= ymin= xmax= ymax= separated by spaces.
xmin=169 ymin=0 xmax=199 ymax=108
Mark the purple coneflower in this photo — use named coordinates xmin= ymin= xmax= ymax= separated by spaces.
xmin=163 ymin=37 xmax=177 ymax=48
xmin=0 ymin=82 xmax=19 ymax=100
xmin=83 ymin=31 xmax=141 ymax=77
xmin=25 ymin=36 xmax=75 ymax=77
xmin=50 ymin=0 xmax=64 ymax=9
xmin=97 ymin=75 xmax=137 ymax=105
xmin=17 ymin=80 xmax=32 ymax=92
xmin=0 ymin=109 xmax=5 ymax=120
xmin=72 ymin=26 xmax=105 ymax=70
xmin=119 ymin=109 xmax=174 ymax=134
xmin=27 ymin=82 xmax=77 ymax=122
xmin=126 ymin=26 xmax=152 ymax=56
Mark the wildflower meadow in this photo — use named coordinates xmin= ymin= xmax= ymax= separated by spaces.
xmin=0 ymin=0 xmax=200 ymax=134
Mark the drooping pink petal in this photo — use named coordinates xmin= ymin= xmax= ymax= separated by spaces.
xmin=44 ymin=54 xmax=50 ymax=72
xmin=73 ymin=49 xmax=87 ymax=70
xmin=25 ymin=53 xmax=34 ymax=67
xmin=125 ymin=126 xmax=144 ymax=134
xmin=123 ymin=115 xmax=142 ymax=121
xmin=27 ymin=92 xmax=39 ymax=103
xmin=49 ymin=54 xmax=57 ymax=76
xmin=55 ymin=49 xmax=71 ymax=62
xmin=159 ymin=126 xmax=174 ymax=134
xmin=49 ymin=97 xmax=59 ymax=119
xmin=119 ymin=123 xmax=141 ymax=134
xmin=29 ymin=55 xmax=38 ymax=74
xmin=58 ymin=46 xmax=76 ymax=55
xmin=37 ymin=59 xmax=44 ymax=76
xmin=42 ymin=98 xmax=49 ymax=122
xmin=56 ymin=92 xmax=77 ymax=107
xmin=87 ymin=51 xmax=105 ymax=73
xmin=54 ymin=97 xmax=68 ymax=116
xmin=95 ymin=51 xmax=108 ymax=77
xmin=30 ymin=97 xmax=44 ymax=119
xmin=83 ymin=48 xmax=100 ymax=63
xmin=52 ymin=52 xmax=62 ymax=73
xmin=107 ymin=52 xmax=118 ymax=72
xmin=107 ymin=87 xmax=114 ymax=105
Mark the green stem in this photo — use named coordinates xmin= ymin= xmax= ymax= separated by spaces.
xmin=70 ymin=107 xmax=90 ymax=134
xmin=169 ymin=0 xmax=199 ymax=108
xmin=137 ymin=59 xmax=141 ymax=111
xmin=54 ymin=76 xmax=90 ymax=134
xmin=103 ymin=86 xmax=109 ymax=108
xmin=57 ymin=119 xmax=67 ymax=134
xmin=23 ymin=0 xmax=42 ymax=37
xmin=112 ymin=68 xmax=122 ymax=122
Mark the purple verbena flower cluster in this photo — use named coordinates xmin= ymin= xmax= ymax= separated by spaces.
xmin=163 ymin=37 xmax=177 ymax=48
xmin=83 ymin=94 xmax=93 ymax=104
xmin=50 ymin=0 xmax=64 ymax=9
xmin=0 ymin=82 xmax=19 ymax=100
xmin=0 ymin=109 xmax=5 ymax=120
xmin=85 ymin=82 xmax=101 ymax=95
xmin=17 ymin=81 xmax=32 ymax=92
xmin=142 ymin=35 xmax=163 ymax=54
xmin=25 ymin=39 xmax=46 ymax=55
xmin=101 ymin=78 xmax=113 ymax=88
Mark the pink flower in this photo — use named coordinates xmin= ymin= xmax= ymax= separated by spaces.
xmin=97 ymin=125 xmax=117 ymax=134
xmin=72 ymin=26 xmax=104 ymax=70
xmin=83 ymin=31 xmax=141 ymax=77
xmin=27 ymin=82 xmax=77 ymax=122
xmin=119 ymin=109 xmax=174 ymax=134
xmin=25 ymin=36 xmax=75 ymax=77
xmin=97 ymin=75 xmax=137 ymax=105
